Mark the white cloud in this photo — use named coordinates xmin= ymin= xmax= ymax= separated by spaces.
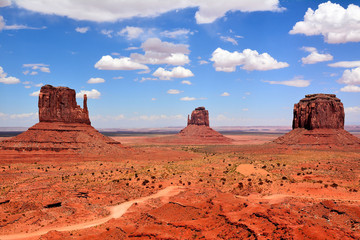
xmin=199 ymin=60 xmax=209 ymax=65
xmin=153 ymin=66 xmax=194 ymax=80
xmin=76 ymin=89 xmax=101 ymax=99
xmin=95 ymin=55 xmax=149 ymax=70
xmin=0 ymin=0 xmax=11 ymax=7
xmin=221 ymin=92 xmax=230 ymax=96
xmin=13 ymin=0 xmax=283 ymax=24
xmin=210 ymin=47 xmax=289 ymax=72
xmin=23 ymin=63 xmax=50 ymax=73
xmin=101 ymin=29 xmax=113 ymax=38
xmin=118 ymin=26 xmax=144 ymax=40
xmin=30 ymin=90 xmax=40 ymax=96
xmin=138 ymin=77 xmax=158 ymax=82
xmin=337 ymin=67 xmax=360 ymax=85
xmin=0 ymin=66 xmax=20 ymax=84
xmin=345 ymin=106 xmax=360 ymax=113
xmin=220 ymin=36 xmax=238 ymax=45
xmin=180 ymin=96 xmax=197 ymax=101
xmin=301 ymin=47 xmax=333 ymax=64
xmin=151 ymin=98 xmax=156 ymax=101
xmin=0 ymin=16 xmax=4 ymax=31
xmin=130 ymin=38 xmax=190 ymax=66
xmin=35 ymin=83 xmax=43 ymax=87
xmin=290 ymin=2 xmax=360 ymax=44
xmin=167 ymin=89 xmax=183 ymax=94
xmin=24 ymin=85 xmax=31 ymax=89
xmin=87 ymin=77 xmax=105 ymax=84
xmin=9 ymin=112 xmax=37 ymax=119
xmin=340 ymin=85 xmax=360 ymax=92
xmin=134 ymin=114 xmax=185 ymax=121
xmin=181 ymin=80 xmax=192 ymax=85
xmin=242 ymin=108 xmax=249 ymax=111
xmin=263 ymin=76 xmax=310 ymax=87
xmin=161 ymin=29 xmax=191 ymax=38
xmin=113 ymin=76 xmax=124 ymax=80
xmin=328 ymin=61 xmax=360 ymax=68
xmin=75 ymin=27 xmax=89 ymax=33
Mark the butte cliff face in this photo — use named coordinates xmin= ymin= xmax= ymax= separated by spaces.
xmin=187 ymin=107 xmax=209 ymax=127
xmin=0 ymin=85 xmax=123 ymax=157
xmin=292 ymin=94 xmax=344 ymax=130
xmin=275 ymin=93 xmax=360 ymax=147
xmin=39 ymin=85 xmax=90 ymax=125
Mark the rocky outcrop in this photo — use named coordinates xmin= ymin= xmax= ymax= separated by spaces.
xmin=275 ymin=94 xmax=360 ymax=147
xmin=292 ymin=94 xmax=344 ymax=130
xmin=187 ymin=107 xmax=209 ymax=127
xmin=39 ymin=85 xmax=90 ymax=125
xmin=0 ymin=85 xmax=123 ymax=155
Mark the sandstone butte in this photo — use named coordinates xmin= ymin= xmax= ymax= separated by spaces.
xmin=0 ymin=85 xmax=123 ymax=156
xmin=274 ymin=93 xmax=360 ymax=147
xmin=176 ymin=107 xmax=232 ymax=144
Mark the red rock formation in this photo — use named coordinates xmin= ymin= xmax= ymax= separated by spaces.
xmin=187 ymin=107 xmax=209 ymax=126
xmin=275 ymin=94 xmax=360 ymax=147
xmin=292 ymin=94 xmax=344 ymax=130
xmin=39 ymin=85 xmax=90 ymax=125
xmin=0 ymin=85 xmax=123 ymax=155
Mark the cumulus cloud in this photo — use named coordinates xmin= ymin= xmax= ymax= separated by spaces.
xmin=0 ymin=66 xmax=20 ymax=84
xmin=301 ymin=47 xmax=333 ymax=64
xmin=95 ymin=55 xmax=149 ymax=70
xmin=153 ymin=66 xmax=194 ymax=80
xmin=0 ymin=16 xmax=4 ymax=31
xmin=0 ymin=0 xmax=11 ymax=7
xmin=118 ymin=26 xmax=144 ymax=40
xmin=87 ymin=77 xmax=105 ymax=84
xmin=340 ymin=85 xmax=360 ymax=92
xmin=180 ymin=96 xmax=197 ymax=101
xmin=328 ymin=61 xmax=360 ymax=68
xmin=181 ymin=80 xmax=192 ymax=85
xmin=337 ymin=67 xmax=360 ymax=85
xmin=345 ymin=106 xmax=360 ymax=113
xmin=75 ymin=27 xmax=89 ymax=33
xmin=290 ymin=1 xmax=360 ymax=44
xmin=130 ymin=38 xmax=190 ymax=65
xmin=76 ymin=89 xmax=101 ymax=99
xmin=167 ymin=89 xmax=182 ymax=94
xmin=221 ymin=92 xmax=230 ymax=96
xmin=23 ymin=63 xmax=50 ymax=74
xmin=30 ymin=90 xmax=40 ymax=96
xmin=161 ymin=29 xmax=191 ymax=38
xmin=220 ymin=36 xmax=238 ymax=45
xmin=101 ymin=29 xmax=113 ymax=38
xmin=199 ymin=60 xmax=209 ymax=65
xmin=263 ymin=76 xmax=310 ymax=87
xmin=211 ymin=47 xmax=289 ymax=72
xmin=13 ymin=0 xmax=283 ymax=24
xmin=113 ymin=76 xmax=123 ymax=80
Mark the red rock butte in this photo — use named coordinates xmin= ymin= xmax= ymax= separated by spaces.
xmin=0 ymin=85 xmax=123 ymax=157
xmin=275 ymin=94 xmax=360 ymax=147
xmin=177 ymin=107 xmax=232 ymax=144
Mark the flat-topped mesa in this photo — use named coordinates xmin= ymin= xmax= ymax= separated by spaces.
xmin=292 ymin=93 xmax=344 ymax=130
xmin=187 ymin=106 xmax=209 ymax=126
xmin=39 ymin=85 xmax=90 ymax=125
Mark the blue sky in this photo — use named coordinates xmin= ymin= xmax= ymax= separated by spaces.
xmin=0 ymin=0 xmax=359 ymax=128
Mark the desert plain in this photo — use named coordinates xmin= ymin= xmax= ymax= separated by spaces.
xmin=1 ymin=129 xmax=360 ymax=240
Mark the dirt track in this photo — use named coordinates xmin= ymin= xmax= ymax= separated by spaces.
xmin=0 ymin=186 xmax=184 ymax=240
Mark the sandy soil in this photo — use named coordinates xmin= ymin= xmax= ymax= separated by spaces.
xmin=0 ymin=133 xmax=360 ymax=239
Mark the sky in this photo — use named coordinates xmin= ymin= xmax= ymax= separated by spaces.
xmin=0 ymin=0 xmax=359 ymax=128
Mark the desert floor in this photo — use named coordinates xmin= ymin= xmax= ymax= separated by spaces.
xmin=1 ymin=133 xmax=360 ymax=239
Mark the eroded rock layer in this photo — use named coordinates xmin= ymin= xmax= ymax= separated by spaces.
xmin=187 ymin=107 xmax=209 ymax=126
xmin=292 ymin=94 xmax=344 ymax=130
xmin=0 ymin=122 xmax=122 ymax=154
xmin=39 ymin=85 xmax=90 ymax=125
xmin=275 ymin=94 xmax=360 ymax=147
xmin=0 ymin=85 xmax=124 ymax=155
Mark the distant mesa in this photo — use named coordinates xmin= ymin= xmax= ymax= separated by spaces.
xmin=0 ymin=85 xmax=123 ymax=156
xmin=147 ymin=106 xmax=232 ymax=144
xmin=275 ymin=93 xmax=360 ymax=147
